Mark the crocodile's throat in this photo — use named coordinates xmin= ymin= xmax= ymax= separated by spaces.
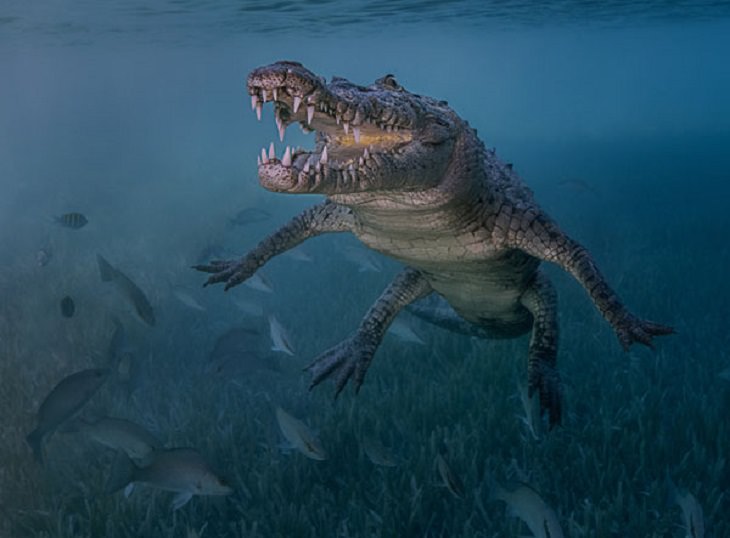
xmin=246 ymin=61 xmax=455 ymax=195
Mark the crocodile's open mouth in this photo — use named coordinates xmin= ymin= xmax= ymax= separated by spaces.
xmin=247 ymin=62 xmax=417 ymax=193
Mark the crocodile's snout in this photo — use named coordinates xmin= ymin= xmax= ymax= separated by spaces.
xmin=246 ymin=61 xmax=457 ymax=195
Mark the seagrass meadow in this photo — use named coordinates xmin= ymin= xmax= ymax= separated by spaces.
xmin=2 ymin=2 xmax=729 ymax=536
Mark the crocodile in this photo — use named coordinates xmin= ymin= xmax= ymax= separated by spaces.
xmin=196 ymin=61 xmax=673 ymax=426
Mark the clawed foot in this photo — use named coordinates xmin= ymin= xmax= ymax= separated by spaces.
xmin=614 ymin=313 xmax=675 ymax=351
xmin=192 ymin=256 xmax=257 ymax=291
xmin=528 ymin=361 xmax=562 ymax=428
xmin=305 ymin=332 xmax=377 ymax=397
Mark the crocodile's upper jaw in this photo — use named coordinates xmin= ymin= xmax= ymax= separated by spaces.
xmin=247 ymin=61 xmax=458 ymax=196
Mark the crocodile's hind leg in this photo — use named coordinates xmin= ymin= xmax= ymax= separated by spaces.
xmin=307 ymin=267 xmax=432 ymax=396
xmin=519 ymin=270 xmax=562 ymax=428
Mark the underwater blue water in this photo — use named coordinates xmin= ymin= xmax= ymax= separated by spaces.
xmin=1 ymin=2 xmax=729 ymax=537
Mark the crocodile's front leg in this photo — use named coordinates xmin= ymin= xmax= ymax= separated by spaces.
xmin=307 ymin=267 xmax=432 ymax=396
xmin=504 ymin=207 xmax=674 ymax=349
xmin=194 ymin=200 xmax=354 ymax=290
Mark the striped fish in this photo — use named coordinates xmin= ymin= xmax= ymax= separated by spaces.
xmin=54 ymin=212 xmax=88 ymax=229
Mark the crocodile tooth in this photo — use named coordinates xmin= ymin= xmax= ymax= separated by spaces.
xmin=273 ymin=88 xmax=278 ymax=101
xmin=353 ymin=127 xmax=361 ymax=144
xmin=256 ymin=102 xmax=262 ymax=121
xmin=262 ymin=89 xmax=268 ymax=102
xmin=353 ymin=109 xmax=362 ymax=125
xmin=343 ymin=122 xmax=349 ymax=135
xmin=278 ymin=122 xmax=286 ymax=142
xmin=251 ymin=94 xmax=258 ymax=111
xmin=335 ymin=114 xmax=341 ymax=125
xmin=358 ymin=156 xmax=365 ymax=167
xmin=320 ymin=145 xmax=328 ymax=164
xmin=363 ymin=147 xmax=370 ymax=159
xmin=348 ymin=163 xmax=354 ymax=171
xmin=268 ymin=142 xmax=275 ymax=160
xmin=303 ymin=160 xmax=310 ymax=173
xmin=315 ymin=161 xmax=321 ymax=173
xmin=261 ymin=148 xmax=268 ymax=164
xmin=282 ymin=146 xmax=292 ymax=167
xmin=293 ymin=96 xmax=301 ymax=113
xmin=307 ymin=105 xmax=314 ymax=125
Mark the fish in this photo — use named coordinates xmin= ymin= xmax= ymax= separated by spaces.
xmin=516 ymin=382 xmax=542 ymax=441
xmin=65 ymin=416 xmax=161 ymax=464
xmin=232 ymin=297 xmax=265 ymax=317
xmin=26 ymin=368 xmax=108 ymax=464
xmin=268 ymin=315 xmax=294 ymax=356
xmin=108 ymin=318 xmax=132 ymax=364
xmin=60 ymin=296 xmax=75 ymax=318
xmin=275 ymin=406 xmax=327 ymax=461
xmin=54 ymin=212 xmax=88 ymax=229
xmin=97 ymin=254 xmax=156 ymax=326
xmin=341 ymin=245 xmax=383 ymax=272
xmin=490 ymin=479 xmax=565 ymax=538
xmin=36 ymin=248 xmax=52 ymax=267
xmin=107 ymin=318 xmax=137 ymax=390
xmin=107 ymin=448 xmax=232 ymax=510
xmin=388 ymin=318 xmax=425 ymax=345
xmin=245 ymin=272 xmax=274 ymax=293
xmin=171 ymin=286 xmax=206 ymax=312
xmin=195 ymin=244 xmax=229 ymax=264
xmin=206 ymin=327 xmax=274 ymax=377
xmin=283 ymin=248 xmax=313 ymax=263
xmin=361 ymin=434 xmax=398 ymax=467
xmin=667 ymin=475 xmax=705 ymax=538
xmin=435 ymin=452 xmax=465 ymax=499
xmin=229 ymin=207 xmax=271 ymax=226
xmin=556 ymin=178 xmax=600 ymax=197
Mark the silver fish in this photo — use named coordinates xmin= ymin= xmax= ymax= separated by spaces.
xmin=67 ymin=416 xmax=161 ymax=464
xmin=275 ymin=406 xmax=327 ymax=461
xmin=36 ymin=248 xmax=52 ymax=267
xmin=516 ymin=382 xmax=542 ymax=441
xmin=341 ymin=245 xmax=383 ymax=272
xmin=245 ymin=272 xmax=273 ymax=293
xmin=97 ymin=254 xmax=155 ymax=326
xmin=26 ymin=368 xmax=108 ymax=464
xmin=108 ymin=448 xmax=232 ymax=510
xmin=232 ymin=297 xmax=264 ymax=317
xmin=172 ymin=286 xmax=206 ymax=312
xmin=362 ymin=434 xmax=398 ymax=467
xmin=668 ymin=475 xmax=705 ymax=538
xmin=388 ymin=318 xmax=425 ymax=345
xmin=283 ymin=248 xmax=313 ymax=263
xmin=229 ymin=207 xmax=271 ymax=226
xmin=268 ymin=315 xmax=294 ymax=356
xmin=435 ymin=453 xmax=465 ymax=499
xmin=490 ymin=479 xmax=564 ymax=538
xmin=206 ymin=327 xmax=274 ymax=377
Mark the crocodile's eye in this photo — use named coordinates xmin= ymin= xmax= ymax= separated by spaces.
xmin=376 ymin=74 xmax=402 ymax=91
